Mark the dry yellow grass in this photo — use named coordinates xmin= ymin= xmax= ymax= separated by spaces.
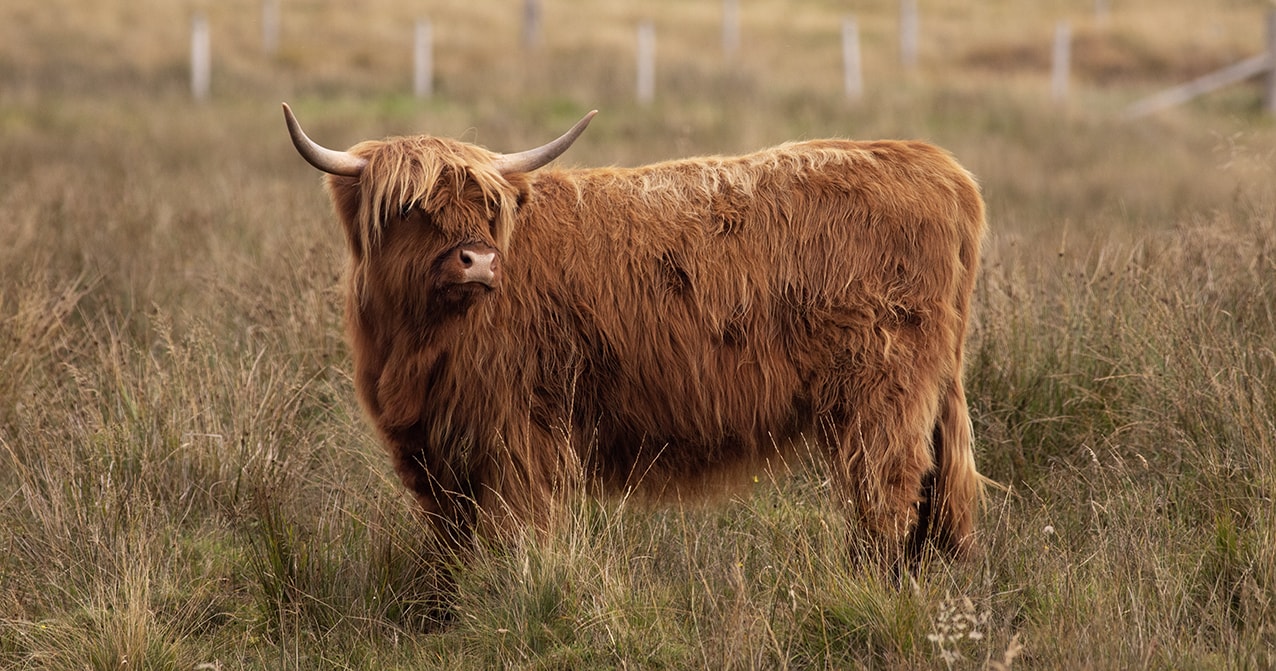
xmin=2 ymin=0 xmax=1275 ymax=668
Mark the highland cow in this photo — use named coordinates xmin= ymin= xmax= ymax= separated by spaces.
xmin=283 ymin=103 xmax=986 ymax=566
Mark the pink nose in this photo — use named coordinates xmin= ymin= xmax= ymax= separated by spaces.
xmin=457 ymin=247 xmax=500 ymax=287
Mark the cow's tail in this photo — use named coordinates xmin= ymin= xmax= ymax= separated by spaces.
xmin=915 ymin=376 xmax=984 ymax=559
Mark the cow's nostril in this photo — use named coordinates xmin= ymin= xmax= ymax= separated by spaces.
xmin=458 ymin=250 xmax=474 ymax=267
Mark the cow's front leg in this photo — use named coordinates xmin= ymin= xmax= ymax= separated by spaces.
xmin=388 ymin=442 xmax=479 ymax=553
xmin=469 ymin=419 xmax=583 ymax=542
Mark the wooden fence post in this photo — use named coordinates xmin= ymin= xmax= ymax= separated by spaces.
xmin=191 ymin=13 xmax=210 ymax=101
xmin=637 ymin=21 xmax=655 ymax=104
xmin=723 ymin=0 xmax=740 ymax=59
xmin=1052 ymin=21 xmax=1071 ymax=102
xmin=842 ymin=16 xmax=863 ymax=101
xmin=522 ymin=0 xmax=541 ymax=50
xmin=899 ymin=0 xmax=918 ymax=69
xmin=414 ymin=20 xmax=433 ymax=98
xmin=262 ymin=0 xmax=280 ymax=56
xmin=1266 ymin=9 xmax=1276 ymax=115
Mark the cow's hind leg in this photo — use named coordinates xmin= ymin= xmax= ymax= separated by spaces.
xmin=827 ymin=384 xmax=940 ymax=571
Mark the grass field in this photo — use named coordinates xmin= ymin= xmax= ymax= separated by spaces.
xmin=2 ymin=0 xmax=1275 ymax=668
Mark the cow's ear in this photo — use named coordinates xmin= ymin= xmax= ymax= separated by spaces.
xmin=502 ymin=172 xmax=534 ymax=209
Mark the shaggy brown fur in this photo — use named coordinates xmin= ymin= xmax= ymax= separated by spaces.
xmin=316 ymin=125 xmax=986 ymax=565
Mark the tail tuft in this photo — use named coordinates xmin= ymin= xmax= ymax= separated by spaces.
xmin=913 ymin=377 xmax=982 ymax=559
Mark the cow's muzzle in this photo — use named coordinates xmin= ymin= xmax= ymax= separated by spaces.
xmin=451 ymin=244 xmax=502 ymax=289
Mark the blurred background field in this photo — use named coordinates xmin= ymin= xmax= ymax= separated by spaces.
xmin=2 ymin=1 xmax=1275 ymax=668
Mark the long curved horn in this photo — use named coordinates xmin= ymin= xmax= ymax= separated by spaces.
xmin=282 ymin=103 xmax=368 ymax=177
xmin=490 ymin=110 xmax=598 ymax=176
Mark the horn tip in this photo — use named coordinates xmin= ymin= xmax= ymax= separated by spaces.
xmin=281 ymin=103 xmax=298 ymax=131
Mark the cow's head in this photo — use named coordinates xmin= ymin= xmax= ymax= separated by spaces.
xmin=282 ymin=103 xmax=595 ymax=323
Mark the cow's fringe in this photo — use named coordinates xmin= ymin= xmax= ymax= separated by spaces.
xmin=332 ymin=136 xmax=521 ymax=301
